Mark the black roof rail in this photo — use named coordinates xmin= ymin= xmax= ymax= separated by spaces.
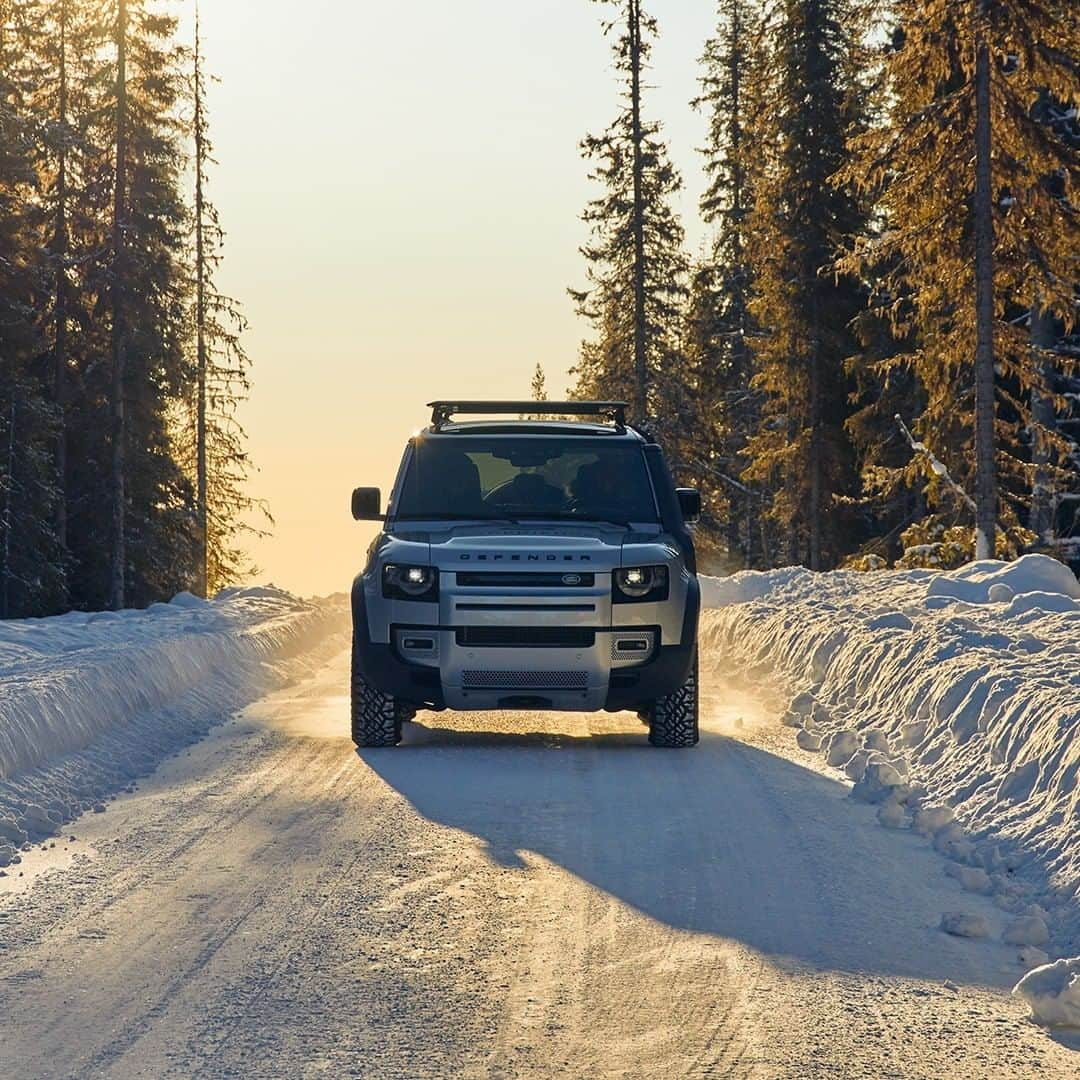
xmin=427 ymin=400 xmax=628 ymax=432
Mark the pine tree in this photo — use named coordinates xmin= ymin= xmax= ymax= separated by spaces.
xmin=0 ymin=0 xmax=64 ymax=616
xmin=181 ymin=5 xmax=266 ymax=596
xmin=27 ymin=0 xmax=110 ymax=601
xmin=1028 ymin=99 xmax=1080 ymax=554
xmin=742 ymin=0 xmax=869 ymax=569
xmin=840 ymin=0 xmax=1080 ymax=561
xmin=569 ymin=0 xmax=688 ymax=432
xmin=522 ymin=362 xmax=549 ymax=421
xmin=194 ymin=1 xmax=207 ymax=596
xmin=0 ymin=0 xmax=260 ymax=617
xmin=530 ymin=362 xmax=548 ymax=403
xmin=971 ymin=0 xmax=995 ymax=558
xmin=841 ymin=267 xmax=927 ymax=563
xmin=689 ymin=0 xmax=766 ymax=564
xmin=46 ymin=0 xmax=71 ymax=560
xmin=86 ymin=0 xmax=198 ymax=609
xmin=108 ymin=0 xmax=128 ymax=608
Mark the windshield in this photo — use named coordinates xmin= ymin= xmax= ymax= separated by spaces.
xmin=393 ymin=437 xmax=659 ymax=524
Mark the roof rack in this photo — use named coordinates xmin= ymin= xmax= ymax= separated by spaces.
xmin=427 ymin=400 xmax=628 ymax=432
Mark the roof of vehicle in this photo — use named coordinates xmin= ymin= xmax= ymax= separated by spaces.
xmin=422 ymin=400 xmax=652 ymax=441
xmin=423 ymin=419 xmax=648 ymax=440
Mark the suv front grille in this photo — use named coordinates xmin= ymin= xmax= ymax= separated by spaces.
xmin=457 ymin=627 xmax=595 ymax=648
xmin=461 ymin=670 xmax=589 ymax=690
xmin=455 ymin=571 xmax=596 ymax=588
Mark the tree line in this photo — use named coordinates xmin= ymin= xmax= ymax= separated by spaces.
xmin=0 ymin=0 xmax=262 ymax=618
xmin=569 ymin=0 xmax=1079 ymax=571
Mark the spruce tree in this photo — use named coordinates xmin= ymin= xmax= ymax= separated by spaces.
xmin=45 ymin=0 xmax=72 ymax=560
xmin=0 ymin=0 xmax=260 ymax=616
xmin=194 ymin=2 xmax=207 ymax=596
xmin=530 ymin=362 xmax=548 ymax=404
xmin=840 ymin=0 xmax=1080 ymax=560
xmin=689 ymin=0 xmax=766 ymax=564
xmin=742 ymin=0 xmax=869 ymax=569
xmin=522 ymin=362 xmax=549 ymax=421
xmin=108 ymin=0 xmax=128 ymax=608
xmin=28 ymin=0 xmax=109 ymax=598
xmin=0 ymin=0 xmax=65 ymax=616
xmin=87 ymin=0 xmax=198 ymax=608
xmin=569 ymin=0 xmax=688 ymax=432
xmin=1028 ymin=99 xmax=1080 ymax=552
xmin=181 ymin=6 xmax=266 ymax=596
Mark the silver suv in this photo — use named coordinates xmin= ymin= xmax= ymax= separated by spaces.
xmin=349 ymin=401 xmax=702 ymax=748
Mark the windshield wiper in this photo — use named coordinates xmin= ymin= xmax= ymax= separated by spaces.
xmin=395 ymin=513 xmax=523 ymax=525
xmin=395 ymin=512 xmax=643 ymax=530
xmin=507 ymin=513 xmax=636 ymax=530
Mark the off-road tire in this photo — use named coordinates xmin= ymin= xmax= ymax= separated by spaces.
xmin=351 ymin=638 xmax=403 ymax=747
xmin=648 ymin=651 xmax=699 ymax=748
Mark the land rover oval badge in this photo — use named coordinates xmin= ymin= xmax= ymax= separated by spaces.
xmin=562 ymin=573 xmax=582 ymax=585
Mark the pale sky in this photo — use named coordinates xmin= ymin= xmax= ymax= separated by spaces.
xmin=191 ymin=0 xmax=714 ymax=596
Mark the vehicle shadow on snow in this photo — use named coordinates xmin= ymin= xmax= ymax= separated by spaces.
xmin=358 ymin=717 xmax=1024 ymax=989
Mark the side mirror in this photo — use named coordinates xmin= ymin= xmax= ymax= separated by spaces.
xmin=351 ymin=487 xmax=383 ymax=521
xmin=675 ymin=487 xmax=701 ymax=524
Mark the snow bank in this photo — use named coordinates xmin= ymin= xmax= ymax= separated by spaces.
xmin=925 ymin=556 xmax=1080 ymax=605
xmin=700 ymin=555 xmax=1080 ymax=954
xmin=699 ymin=567 xmax=810 ymax=608
xmin=1013 ymin=958 xmax=1080 ymax=1028
xmin=0 ymin=589 xmax=347 ymax=857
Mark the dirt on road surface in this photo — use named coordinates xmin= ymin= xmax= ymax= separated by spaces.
xmin=1 ymin=650 xmax=1076 ymax=1079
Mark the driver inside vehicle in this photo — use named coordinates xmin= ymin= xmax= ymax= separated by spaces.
xmin=569 ymin=458 xmax=622 ymax=508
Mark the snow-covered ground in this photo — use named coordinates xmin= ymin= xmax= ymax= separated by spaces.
xmin=0 ymin=587 xmax=348 ymax=865
xmin=3 ymin=651 xmax=1078 ymax=1077
xmin=2 ymin=559 xmax=1080 ymax=1063
xmin=701 ymin=554 xmax=1080 ymax=1027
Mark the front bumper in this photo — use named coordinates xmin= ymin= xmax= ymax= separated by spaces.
xmin=351 ymin=574 xmax=699 ymax=713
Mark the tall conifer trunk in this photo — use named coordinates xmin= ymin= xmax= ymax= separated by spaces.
xmin=629 ymin=0 xmax=647 ymax=422
xmin=194 ymin=4 xmax=208 ymax=598
xmin=2 ymin=401 xmax=14 ymax=620
xmin=972 ymin=4 xmax=996 ymax=559
xmin=809 ymin=298 xmax=822 ymax=571
xmin=729 ymin=1 xmax=750 ymax=564
xmin=110 ymin=0 xmax=128 ymax=610
xmin=806 ymin=9 xmax=824 ymax=573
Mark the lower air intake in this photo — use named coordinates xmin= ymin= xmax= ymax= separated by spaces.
xmin=461 ymin=670 xmax=589 ymax=691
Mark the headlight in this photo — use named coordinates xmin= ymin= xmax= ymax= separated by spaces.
xmin=383 ymin=564 xmax=438 ymax=600
xmin=613 ymin=565 xmax=668 ymax=603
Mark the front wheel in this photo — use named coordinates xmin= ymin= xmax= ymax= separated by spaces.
xmin=351 ymin=639 xmax=403 ymax=747
xmin=648 ymin=651 xmax=699 ymax=748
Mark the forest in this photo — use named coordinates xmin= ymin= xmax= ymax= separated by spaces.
xmin=565 ymin=0 xmax=1079 ymax=573
xmin=0 ymin=0 xmax=259 ymax=618
xmin=2 ymin=0 xmax=1079 ymax=618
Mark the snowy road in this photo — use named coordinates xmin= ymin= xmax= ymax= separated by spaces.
xmin=1 ymin=649 xmax=1076 ymax=1078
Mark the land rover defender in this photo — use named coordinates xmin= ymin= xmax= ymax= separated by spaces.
xmin=349 ymin=401 xmax=701 ymax=747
